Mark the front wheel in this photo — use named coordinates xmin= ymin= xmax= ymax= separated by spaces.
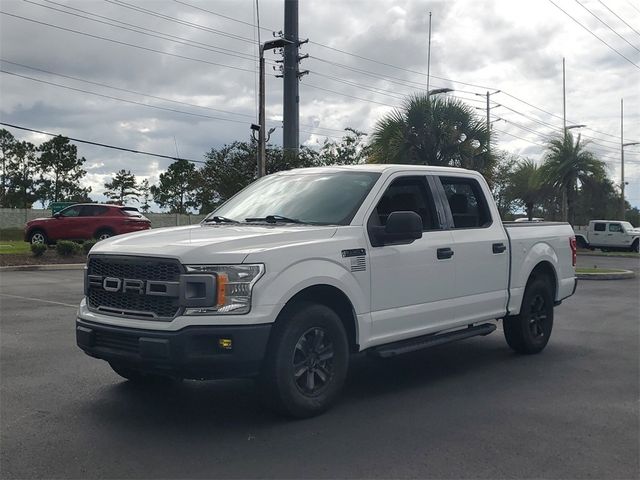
xmin=259 ymin=302 xmax=350 ymax=418
xmin=630 ymin=240 xmax=639 ymax=253
xmin=29 ymin=230 xmax=48 ymax=245
xmin=503 ymin=277 xmax=554 ymax=354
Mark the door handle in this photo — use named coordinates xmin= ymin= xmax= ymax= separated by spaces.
xmin=437 ymin=247 xmax=454 ymax=260
xmin=492 ymin=242 xmax=507 ymax=254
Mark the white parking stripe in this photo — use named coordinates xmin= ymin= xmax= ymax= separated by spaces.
xmin=0 ymin=293 xmax=78 ymax=309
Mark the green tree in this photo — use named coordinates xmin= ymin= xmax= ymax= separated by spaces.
xmin=491 ymin=151 xmax=518 ymax=219
xmin=5 ymin=140 xmax=38 ymax=208
xmin=0 ymin=129 xmax=16 ymax=207
xmin=151 ymin=159 xmax=198 ymax=213
xmin=138 ymin=178 xmax=152 ymax=213
xmin=573 ymin=176 xmax=621 ymax=225
xmin=104 ymin=169 xmax=139 ymax=204
xmin=368 ymin=94 xmax=493 ymax=176
xmin=540 ymin=132 xmax=606 ymax=224
xmin=510 ymin=159 xmax=546 ymax=221
xmin=37 ymin=135 xmax=90 ymax=205
xmin=318 ymin=128 xmax=370 ymax=165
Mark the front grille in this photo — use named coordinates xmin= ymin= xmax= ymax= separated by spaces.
xmin=87 ymin=255 xmax=183 ymax=320
xmin=94 ymin=330 xmax=140 ymax=354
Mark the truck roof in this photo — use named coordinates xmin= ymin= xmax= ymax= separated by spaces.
xmin=275 ymin=164 xmax=475 ymax=175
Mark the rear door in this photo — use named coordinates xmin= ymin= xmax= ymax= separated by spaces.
xmin=590 ymin=222 xmax=607 ymax=246
xmin=432 ymin=174 xmax=510 ymax=324
xmin=367 ymin=174 xmax=456 ymax=344
xmin=606 ymin=222 xmax=625 ymax=247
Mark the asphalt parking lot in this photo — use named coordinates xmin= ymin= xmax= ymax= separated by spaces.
xmin=1 ymin=255 xmax=638 ymax=479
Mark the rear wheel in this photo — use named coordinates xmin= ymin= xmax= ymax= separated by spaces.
xmin=28 ymin=230 xmax=47 ymax=245
xmin=96 ymin=229 xmax=114 ymax=241
xmin=259 ymin=302 xmax=349 ymax=418
xmin=504 ymin=277 xmax=554 ymax=354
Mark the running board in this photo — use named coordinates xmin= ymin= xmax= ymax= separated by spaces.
xmin=370 ymin=323 xmax=497 ymax=358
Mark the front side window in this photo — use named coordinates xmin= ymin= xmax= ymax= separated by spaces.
xmin=210 ymin=171 xmax=381 ymax=225
xmin=369 ymin=176 xmax=438 ymax=231
xmin=439 ymin=177 xmax=491 ymax=229
xmin=608 ymin=223 xmax=622 ymax=233
xmin=594 ymin=223 xmax=606 ymax=232
xmin=59 ymin=206 xmax=81 ymax=217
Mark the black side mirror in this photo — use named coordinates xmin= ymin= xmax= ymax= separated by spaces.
xmin=371 ymin=211 xmax=423 ymax=246
xmin=53 ymin=213 xmax=61 ymax=219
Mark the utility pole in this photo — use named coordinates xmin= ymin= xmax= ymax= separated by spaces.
xmin=283 ymin=0 xmax=299 ymax=158
xmin=426 ymin=11 xmax=432 ymax=93
xmin=475 ymin=90 xmax=500 ymax=155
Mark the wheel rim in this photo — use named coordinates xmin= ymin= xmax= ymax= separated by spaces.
xmin=98 ymin=233 xmax=111 ymax=241
xmin=528 ymin=294 xmax=549 ymax=339
xmin=31 ymin=232 xmax=45 ymax=244
xmin=292 ymin=327 xmax=334 ymax=396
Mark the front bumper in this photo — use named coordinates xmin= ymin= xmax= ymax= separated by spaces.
xmin=76 ymin=318 xmax=271 ymax=380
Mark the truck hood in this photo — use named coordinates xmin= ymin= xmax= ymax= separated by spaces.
xmin=90 ymin=223 xmax=338 ymax=264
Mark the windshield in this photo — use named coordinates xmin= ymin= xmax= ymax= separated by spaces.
xmin=621 ymin=221 xmax=635 ymax=230
xmin=208 ymin=171 xmax=381 ymax=225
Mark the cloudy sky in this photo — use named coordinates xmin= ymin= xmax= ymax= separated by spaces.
xmin=1 ymin=0 xmax=639 ymax=209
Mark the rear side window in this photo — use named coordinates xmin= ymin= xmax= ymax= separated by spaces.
xmin=594 ymin=223 xmax=606 ymax=232
xmin=370 ymin=176 xmax=439 ymax=231
xmin=608 ymin=223 xmax=622 ymax=232
xmin=79 ymin=206 xmax=108 ymax=216
xmin=439 ymin=177 xmax=491 ymax=229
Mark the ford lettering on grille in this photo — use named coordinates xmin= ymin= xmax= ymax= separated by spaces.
xmin=87 ymin=275 xmax=180 ymax=297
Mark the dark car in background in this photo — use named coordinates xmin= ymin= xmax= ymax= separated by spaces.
xmin=24 ymin=204 xmax=151 ymax=244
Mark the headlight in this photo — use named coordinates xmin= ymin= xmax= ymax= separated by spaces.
xmin=183 ymin=264 xmax=264 ymax=315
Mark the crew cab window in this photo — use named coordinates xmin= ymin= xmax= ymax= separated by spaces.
xmin=439 ymin=177 xmax=491 ymax=229
xmin=594 ymin=223 xmax=606 ymax=232
xmin=370 ymin=176 xmax=438 ymax=231
xmin=59 ymin=206 xmax=81 ymax=217
xmin=609 ymin=223 xmax=623 ymax=233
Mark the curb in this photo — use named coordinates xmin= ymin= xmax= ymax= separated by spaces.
xmin=0 ymin=263 xmax=85 ymax=272
xmin=577 ymin=251 xmax=639 ymax=258
xmin=576 ymin=269 xmax=636 ymax=280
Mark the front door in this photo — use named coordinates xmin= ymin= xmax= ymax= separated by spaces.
xmin=367 ymin=174 xmax=456 ymax=345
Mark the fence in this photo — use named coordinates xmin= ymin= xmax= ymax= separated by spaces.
xmin=0 ymin=208 xmax=207 ymax=229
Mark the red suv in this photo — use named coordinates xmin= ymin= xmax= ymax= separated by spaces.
xmin=25 ymin=204 xmax=151 ymax=244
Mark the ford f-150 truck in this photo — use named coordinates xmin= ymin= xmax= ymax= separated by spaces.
xmin=76 ymin=165 xmax=577 ymax=417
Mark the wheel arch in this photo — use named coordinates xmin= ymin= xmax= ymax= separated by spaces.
xmin=276 ymin=284 xmax=359 ymax=353
xmin=94 ymin=226 xmax=115 ymax=238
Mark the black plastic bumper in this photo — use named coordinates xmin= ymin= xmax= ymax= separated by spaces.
xmin=76 ymin=319 xmax=272 ymax=380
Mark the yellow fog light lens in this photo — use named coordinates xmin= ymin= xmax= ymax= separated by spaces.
xmin=218 ymin=338 xmax=233 ymax=350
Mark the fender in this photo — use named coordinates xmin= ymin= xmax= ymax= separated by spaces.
xmin=508 ymin=241 xmax=559 ymax=315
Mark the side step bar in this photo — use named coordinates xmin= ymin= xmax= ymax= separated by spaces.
xmin=369 ymin=323 xmax=497 ymax=358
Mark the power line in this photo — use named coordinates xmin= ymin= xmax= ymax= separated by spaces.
xmin=173 ymin=0 xmax=273 ymax=32
xmin=574 ymin=0 xmax=640 ymax=53
xmin=0 ymin=59 xmax=255 ymax=119
xmin=546 ymin=0 xmax=640 ymax=68
xmin=0 ymin=70 xmax=250 ymax=124
xmin=25 ymin=0 xmax=259 ymax=63
xmin=597 ymin=0 xmax=640 ymax=39
xmin=302 ymin=83 xmax=399 ymax=108
xmin=0 ymin=122 xmax=206 ymax=163
xmin=0 ymin=11 xmax=257 ymax=73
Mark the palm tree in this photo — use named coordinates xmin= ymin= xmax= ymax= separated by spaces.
xmin=368 ymin=94 xmax=493 ymax=177
xmin=540 ymin=132 xmax=606 ymax=224
xmin=510 ymin=159 xmax=546 ymax=220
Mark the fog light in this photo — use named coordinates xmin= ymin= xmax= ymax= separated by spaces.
xmin=218 ymin=338 xmax=233 ymax=350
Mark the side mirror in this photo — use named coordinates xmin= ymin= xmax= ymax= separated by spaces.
xmin=371 ymin=211 xmax=423 ymax=246
xmin=53 ymin=213 xmax=61 ymax=219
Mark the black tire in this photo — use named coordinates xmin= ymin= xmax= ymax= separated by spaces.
xmin=95 ymin=229 xmax=114 ymax=241
xmin=109 ymin=363 xmax=176 ymax=384
xmin=28 ymin=229 xmax=48 ymax=245
xmin=630 ymin=239 xmax=639 ymax=253
xmin=503 ymin=277 xmax=554 ymax=354
xmin=259 ymin=302 xmax=350 ymax=418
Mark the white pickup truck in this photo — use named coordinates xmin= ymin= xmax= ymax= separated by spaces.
xmin=77 ymin=165 xmax=577 ymax=417
xmin=574 ymin=220 xmax=640 ymax=252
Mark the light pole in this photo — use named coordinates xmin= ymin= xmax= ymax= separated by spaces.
xmin=256 ymin=37 xmax=293 ymax=178
xmin=428 ymin=87 xmax=453 ymax=97
xmin=621 ymin=141 xmax=639 ymax=219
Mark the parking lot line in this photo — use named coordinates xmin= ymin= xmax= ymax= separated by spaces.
xmin=0 ymin=292 xmax=77 ymax=309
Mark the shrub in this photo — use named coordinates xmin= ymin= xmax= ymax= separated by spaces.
xmin=82 ymin=240 xmax=97 ymax=254
xmin=31 ymin=243 xmax=47 ymax=257
xmin=56 ymin=240 xmax=81 ymax=257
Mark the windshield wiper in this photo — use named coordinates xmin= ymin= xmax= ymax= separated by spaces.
xmin=203 ymin=216 xmax=239 ymax=224
xmin=245 ymin=215 xmax=305 ymax=224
